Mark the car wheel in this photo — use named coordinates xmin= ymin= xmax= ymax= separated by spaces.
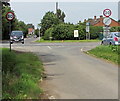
xmin=109 ymin=42 xmax=112 ymax=45
xmin=10 ymin=42 xmax=13 ymax=44
xmin=101 ymin=41 xmax=103 ymax=45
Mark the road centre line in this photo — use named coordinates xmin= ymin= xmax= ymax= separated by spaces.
xmin=47 ymin=46 xmax=52 ymax=49
xmin=81 ymin=48 xmax=83 ymax=52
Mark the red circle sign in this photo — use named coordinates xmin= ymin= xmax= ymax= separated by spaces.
xmin=103 ymin=9 xmax=112 ymax=17
xmin=6 ymin=12 xmax=15 ymax=21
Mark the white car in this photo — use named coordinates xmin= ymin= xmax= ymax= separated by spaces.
xmin=101 ymin=32 xmax=120 ymax=45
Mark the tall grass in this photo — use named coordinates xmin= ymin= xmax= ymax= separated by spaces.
xmin=2 ymin=48 xmax=44 ymax=99
xmin=88 ymin=45 xmax=119 ymax=65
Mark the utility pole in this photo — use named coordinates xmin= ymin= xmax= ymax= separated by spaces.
xmin=56 ymin=2 xmax=58 ymax=13
xmin=0 ymin=1 xmax=2 ymax=41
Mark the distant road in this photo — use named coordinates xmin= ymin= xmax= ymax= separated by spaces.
xmin=2 ymin=38 xmax=118 ymax=99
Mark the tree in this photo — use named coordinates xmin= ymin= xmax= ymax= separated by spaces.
xmin=51 ymin=23 xmax=75 ymax=40
xmin=110 ymin=26 xmax=120 ymax=32
xmin=17 ymin=21 xmax=28 ymax=37
xmin=2 ymin=6 xmax=17 ymax=39
xmin=2 ymin=6 xmax=28 ymax=39
xmin=40 ymin=11 xmax=60 ymax=35
xmin=27 ymin=24 xmax=34 ymax=29
xmin=89 ymin=26 xmax=103 ymax=39
xmin=77 ymin=21 xmax=86 ymax=26
xmin=56 ymin=9 xmax=65 ymax=22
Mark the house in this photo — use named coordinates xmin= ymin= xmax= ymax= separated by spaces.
xmin=27 ymin=24 xmax=35 ymax=35
xmin=28 ymin=28 xmax=34 ymax=35
xmin=84 ymin=16 xmax=120 ymax=27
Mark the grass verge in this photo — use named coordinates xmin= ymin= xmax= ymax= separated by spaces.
xmin=2 ymin=48 xmax=44 ymax=99
xmin=87 ymin=45 xmax=119 ymax=65
xmin=36 ymin=39 xmax=100 ymax=43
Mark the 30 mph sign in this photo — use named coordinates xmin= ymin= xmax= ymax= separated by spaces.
xmin=103 ymin=9 xmax=112 ymax=17
xmin=6 ymin=12 xmax=15 ymax=21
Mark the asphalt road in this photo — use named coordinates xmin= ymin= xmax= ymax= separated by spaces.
xmin=2 ymin=38 xmax=118 ymax=99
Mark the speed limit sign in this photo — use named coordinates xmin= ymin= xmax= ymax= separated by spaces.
xmin=6 ymin=12 xmax=15 ymax=21
xmin=103 ymin=9 xmax=112 ymax=17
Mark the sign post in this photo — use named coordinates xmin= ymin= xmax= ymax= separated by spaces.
xmin=86 ymin=22 xmax=90 ymax=40
xmin=103 ymin=9 xmax=112 ymax=17
xmin=74 ymin=30 xmax=79 ymax=39
xmin=103 ymin=9 xmax=112 ymax=38
xmin=6 ymin=12 xmax=15 ymax=51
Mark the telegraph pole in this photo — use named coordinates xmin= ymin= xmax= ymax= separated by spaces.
xmin=56 ymin=2 xmax=58 ymax=13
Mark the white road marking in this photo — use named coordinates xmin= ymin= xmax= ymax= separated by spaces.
xmin=81 ymin=48 xmax=83 ymax=52
xmin=48 ymin=96 xmax=56 ymax=99
xmin=47 ymin=46 xmax=52 ymax=49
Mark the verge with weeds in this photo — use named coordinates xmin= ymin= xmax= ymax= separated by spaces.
xmin=88 ymin=45 xmax=119 ymax=65
xmin=2 ymin=48 xmax=44 ymax=99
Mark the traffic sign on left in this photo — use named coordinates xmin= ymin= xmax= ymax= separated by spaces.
xmin=6 ymin=12 xmax=15 ymax=52
xmin=6 ymin=12 xmax=15 ymax=21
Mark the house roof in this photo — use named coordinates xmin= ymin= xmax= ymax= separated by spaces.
xmin=86 ymin=16 xmax=120 ymax=26
xmin=88 ymin=18 xmax=101 ymax=26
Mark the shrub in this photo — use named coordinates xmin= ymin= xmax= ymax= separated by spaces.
xmin=110 ymin=26 xmax=120 ymax=32
xmin=90 ymin=26 xmax=103 ymax=39
xmin=52 ymin=23 xmax=74 ymax=40
xmin=43 ymin=27 xmax=53 ymax=40
xmin=74 ymin=25 xmax=86 ymax=40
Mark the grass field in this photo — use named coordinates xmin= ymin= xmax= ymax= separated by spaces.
xmin=2 ymin=48 xmax=44 ymax=99
xmin=88 ymin=45 xmax=119 ymax=65
xmin=36 ymin=39 xmax=100 ymax=43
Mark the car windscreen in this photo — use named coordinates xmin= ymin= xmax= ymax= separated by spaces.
xmin=114 ymin=32 xmax=120 ymax=37
xmin=11 ymin=32 xmax=23 ymax=36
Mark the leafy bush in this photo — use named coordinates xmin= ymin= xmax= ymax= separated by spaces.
xmin=90 ymin=26 xmax=103 ymax=39
xmin=51 ymin=23 xmax=74 ymax=40
xmin=110 ymin=26 xmax=120 ymax=32
xmin=42 ymin=23 xmax=104 ymax=40
xmin=74 ymin=25 xmax=86 ymax=40
xmin=40 ymin=11 xmax=60 ymax=36
xmin=43 ymin=27 xmax=53 ymax=40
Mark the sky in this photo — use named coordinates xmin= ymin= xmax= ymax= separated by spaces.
xmin=10 ymin=1 xmax=119 ymax=29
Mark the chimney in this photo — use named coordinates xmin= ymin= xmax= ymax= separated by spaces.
xmin=94 ymin=16 xmax=96 ymax=20
xmin=100 ymin=15 xmax=103 ymax=24
xmin=100 ymin=15 xmax=103 ymax=18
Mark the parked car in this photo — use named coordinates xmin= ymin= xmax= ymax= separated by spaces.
xmin=10 ymin=31 xmax=24 ymax=44
xmin=101 ymin=32 xmax=120 ymax=45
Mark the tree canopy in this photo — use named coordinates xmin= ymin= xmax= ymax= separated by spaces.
xmin=40 ymin=11 xmax=60 ymax=35
xmin=56 ymin=9 xmax=65 ymax=22
xmin=2 ymin=5 xmax=28 ymax=39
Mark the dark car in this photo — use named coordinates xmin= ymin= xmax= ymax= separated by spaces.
xmin=10 ymin=31 xmax=24 ymax=44
xmin=101 ymin=32 xmax=120 ymax=45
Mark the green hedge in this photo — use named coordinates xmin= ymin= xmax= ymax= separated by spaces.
xmin=43 ymin=23 xmax=120 ymax=40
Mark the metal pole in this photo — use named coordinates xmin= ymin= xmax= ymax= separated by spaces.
xmin=39 ymin=28 xmax=40 ymax=41
xmin=56 ymin=2 xmax=58 ymax=13
xmin=89 ymin=32 xmax=90 ymax=40
xmin=9 ymin=21 xmax=11 ymax=51
xmin=86 ymin=32 xmax=88 ymax=40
